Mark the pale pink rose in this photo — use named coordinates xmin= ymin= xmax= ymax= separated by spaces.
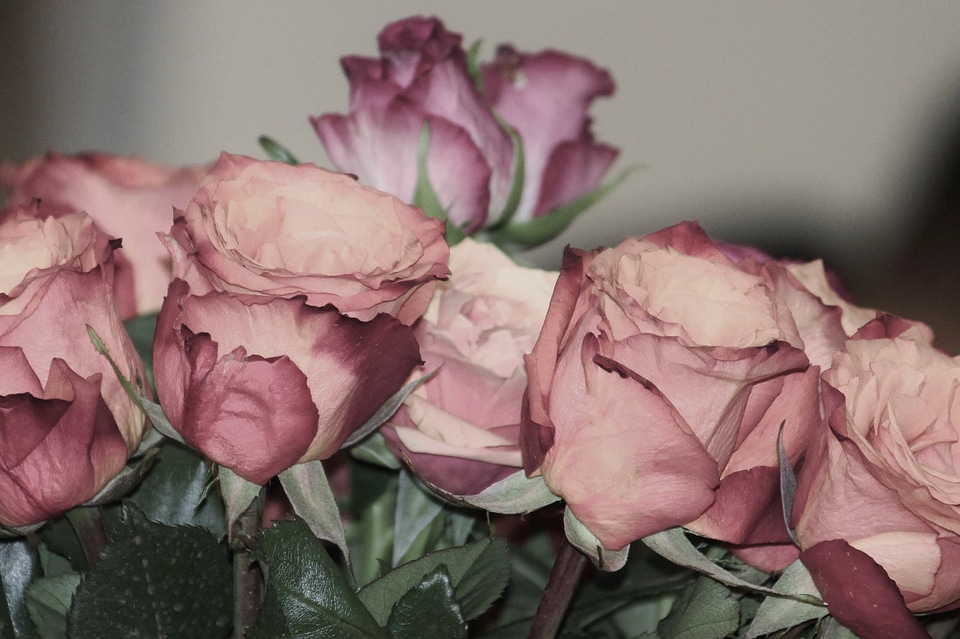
xmin=313 ymin=16 xmax=617 ymax=231
xmin=154 ymin=153 xmax=446 ymax=484
xmin=793 ymin=324 xmax=960 ymax=625
xmin=164 ymin=152 xmax=449 ymax=326
xmin=1 ymin=152 xmax=210 ymax=318
xmin=0 ymin=204 xmax=147 ymax=527
xmin=522 ymin=221 xmax=844 ymax=552
xmin=382 ymin=239 xmax=557 ymax=496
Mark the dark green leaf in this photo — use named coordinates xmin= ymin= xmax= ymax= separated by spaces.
xmin=258 ymin=136 xmax=299 ymax=165
xmin=0 ymin=539 xmax=39 ymax=639
xmin=25 ymin=574 xmax=79 ymax=639
xmin=125 ymin=441 xmax=224 ymax=534
xmin=385 ymin=567 xmax=466 ymax=639
xmin=657 ymin=576 xmax=739 ymax=639
xmin=250 ymin=519 xmax=387 ymax=639
xmin=68 ymin=505 xmax=231 ymax=639
xmin=359 ymin=537 xmax=509 ymax=626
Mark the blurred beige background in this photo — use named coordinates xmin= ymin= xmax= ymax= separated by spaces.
xmin=4 ymin=2 xmax=960 ymax=343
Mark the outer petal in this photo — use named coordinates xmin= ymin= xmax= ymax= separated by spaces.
xmin=540 ymin=334 xmax=719 ymax=550
xmin=180 ymin=334 xmax=319 ymax=485
xmin=481 ymin=47 xmax=615 ymax=220
xmin=0 ymin=359 xmax=127 ymax=527
xmin=531 ymin=139 xmax=618 ymax=217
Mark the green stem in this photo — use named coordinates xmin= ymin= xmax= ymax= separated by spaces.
xmin=232 ymin=502 xmax=262 ymax=639
xmin=527 ymin=539 xmax=589 ymax=639
xmin=65 ymin=506 xmax=109 ymax=568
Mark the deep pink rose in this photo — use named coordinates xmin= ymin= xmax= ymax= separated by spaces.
xmin=522 ymin=221 xmax=850 ymax=552
xmin=312 ymin=16 xmax=616 ymax=232
xmin=1 ymin=152 xmax=210 ymax=318
xmin=0 ymin=205 xmax=148 ymax=527
xmin=164 ymin=152 xmax=449 ymax=326
xmin=155 ymin=153 xmax=444 ymax=484
xmin=382 ymin=239 xmax=557 ymax=496
xmin=793 ymin=322 xmax=960 ymax=624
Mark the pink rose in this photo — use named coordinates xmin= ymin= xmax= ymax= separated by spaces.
xmin=793 ymin=323 xmax=960 ymax=626
xmin=1 ymin=152 xmax=210 ymax=319
xmin=164 ymin=152 xmax=449 ymax=325
xmin=382 ymin=239 xmax=557 ymax=496
xmin=522 ymin=222 xmax=846 ymax=552
xmin=312 ymin=16 xmax=616 ymax=234
xmin=154 ymin=153 xmax=446 ymax=484
xmin=0 ymin=205 xmax=148 ymax=527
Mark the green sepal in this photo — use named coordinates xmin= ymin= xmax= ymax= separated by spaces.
xmin=258 ymin=136 xmax=299 ymax=165
xmin=412 ymin=122 xmax=466 ymax=245
xmin=278 ymin=461 xmax=350 ymax=568
xmin=489 ymin=165 xmax=637 ymax=250
xmin=466 ymin=39 xmax=485 ymax=94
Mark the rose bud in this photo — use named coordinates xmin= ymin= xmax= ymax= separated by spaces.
xmin=154 ymin=153 xmax=448 ymax=484
xmin=312 ymin=16 xmax=617 ymax=238
xmin=793 ymin=323 xmax=960 ymax=625
xmin=1 ymin=152 xmax=210 ymax=318
xmin=0 ymin=205 xmax=148 ymax=527
xmin=382 ymin=239 xmax=557 ymax=497
xmin=522 ymin=221 xmax=853 ymax=555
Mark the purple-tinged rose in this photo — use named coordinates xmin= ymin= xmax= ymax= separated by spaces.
xmin=312 ymin=16 xmax=617 ymax=233
xmin=1 ymin=152 xmax=210 ymax=318
xmin=0 ymin=205 xmax=147 ymax=527
xmin=382 ymin=239 xmax=557 ymax=496
xmin=522 ymin=222 xmax=848 ymax=553
xmin=155 ymin=154 xmax=441 ymax=484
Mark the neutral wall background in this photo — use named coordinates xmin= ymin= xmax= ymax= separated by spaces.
xmin=3 ymin=2 xmax=960 ymax=285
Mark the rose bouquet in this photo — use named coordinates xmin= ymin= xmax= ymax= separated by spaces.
xmin=1 ymin=15 xmax=958 ymax=639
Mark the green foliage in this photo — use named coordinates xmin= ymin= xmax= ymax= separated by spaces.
xmin=24 ymin=574 xmax=79 ymax=639
xmin=68 ymin=505 xmax=231 ymax=639
xmin=0 ymin=539 xmax=40 ymax=639
xmin=657 ymin=576 xmax=740 ymax=639
xmin=384 ymin=567 xmax=466 ymax=639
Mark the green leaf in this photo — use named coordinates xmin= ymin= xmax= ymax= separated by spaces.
xmin=251 ymin=519 xmax=387 ymax=639
xmin=341 ymin=368 xmax=440 ymax=449
xmin=218 ymin=467 xmax=262 ymax=542
xmin=564 ymin=508 xmax=629 ymax=572
xmin=349 ymin=433 xmax=401 ymax=470
xmin=123 ymin=313 xmax=156 ymax=391
xmin=424 ymin=469 xmax=560 ymax=515
xmin=83 ymin=448 xmax=159 ymax=507
xmin=657 ymin=576 xmax=739 ymax=639
xmin=642 ymin=527 xmax=820 ymax=603
xmin=25 ymin=574 xmax=80 ymax=639
xmin=778 ymin=420 xmax=800 ymax=547
xmin=258 ymin=135 xmax=299 ymax=165
xmin=489 ymin=165 xmax=637 ymax=250
xmin=465 ymin=39 xmax=484 ymax=94
xmin=68 ymin=504 xmax=231 ymax=639
xmin=346 ymin=464 xmax=397 ymax=588
xmin=87 ymin=326 xmax=184 ymax=445
xmin=0 ymin=539 xmax=40 ymax=639
xmin=819 ymin=617 xmax=861 ymax=639
xmin=278 ymin=461 xmax=349 ymax=565
xmin=746 ymin=559 xmax=827 ymax=638
xmin=385 ymin=567 xmax=466 ymax=639
xmin=358 ymin=537 xmax=509 ymax=626
xmin=392 ymin=470 xmax=445 ymax=566
xmin=125 ymin=441 xmax=225 ymax=534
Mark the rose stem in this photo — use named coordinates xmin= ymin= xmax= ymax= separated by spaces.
xmin=527 ymin=539 xmax=589 ymax=639
xmin=232 ymin=503 xmax=262 ymax=639
xmin=65 ymin=506 xmax=109 ymax=568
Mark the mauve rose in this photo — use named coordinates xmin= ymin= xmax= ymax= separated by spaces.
xmin=154 ymin=153 xmax=445 ymax=485
xmin=312 ymin=16 xmax=616 ymax=232
xmin=382 ymin=239 xmax=557 ymax=496
xmin=164 ymin=152 xmax=449 ymax=326
xmin=793 ymin=323 xmax=960 ymax=621
xmin=522 ymin=221 xmax=850 ymax=553
xmin=1 ymin=152 xmax=210 ymax=318
xmin=0 ymin=205 xmax=147 ymax=527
